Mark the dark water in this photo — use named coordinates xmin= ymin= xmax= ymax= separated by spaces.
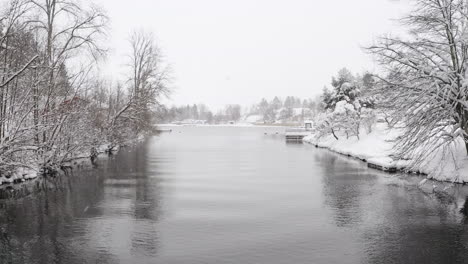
xmin=1 ymin=126 xmax=468 ymax=264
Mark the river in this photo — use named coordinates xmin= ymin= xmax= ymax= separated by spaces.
xmin=1 ymin=126 xmax=468 ymax=264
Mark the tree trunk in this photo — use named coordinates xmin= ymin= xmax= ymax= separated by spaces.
xmin=465 ymin=134 xmax=468 ymax=156
xmin=331 ymin=128 xmax=339 ymax=140
xmin=463 ymin=114 xmax=468 ymax=156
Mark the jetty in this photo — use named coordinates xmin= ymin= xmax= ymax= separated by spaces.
xmin=285 ymin=128 xmax=311 ymax=141
xmin=285 ymin=120 xmax=314 ymax=142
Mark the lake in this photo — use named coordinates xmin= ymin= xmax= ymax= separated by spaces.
xmin=1 ymin=126 xmax=468 ymax=264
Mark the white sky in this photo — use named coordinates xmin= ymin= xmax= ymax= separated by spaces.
xmin=94 ymin=0 xmax=409 ymax=111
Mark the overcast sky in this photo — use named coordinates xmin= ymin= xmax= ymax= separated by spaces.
xmin=95 ymin=0 xmax=409 ymax=111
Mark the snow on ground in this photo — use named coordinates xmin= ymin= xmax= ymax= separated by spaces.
xmin=418 ymin=138 xmax=468 ymax=183
xmin=303 ymin=122 xmax=468 ymax=183
xmin=0 ymin=142 xmax=128 ymax=186
xmin=0 ymin=167 xmax=38 ymax=185
xmin=304 ymin=122 xmax=396 ymax=161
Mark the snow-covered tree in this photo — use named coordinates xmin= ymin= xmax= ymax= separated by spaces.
xmin=278 ymin=107 xmax=293 ymax=120
xmin=322 ymin=68 xmax=360 ymax=110
xmin=271 ymin=96 xmax=282 ymax=110
xmin=0 ymin=0 xmax=173 ymax=178
xmin=367 ymin=0 xmax=468 ymax=162
xmin=108 ymin=30 xmax=170 ymax=144
xmin=317 ymin=69 xmax=376 ymax=139
xmin=225 ymin=104 xmax=241 ymax=121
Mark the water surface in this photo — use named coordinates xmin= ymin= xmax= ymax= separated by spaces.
xmin=1 ymin=126 xmax=468 ymax=264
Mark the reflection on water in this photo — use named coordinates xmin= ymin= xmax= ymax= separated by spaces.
xmin=317 ymin=153 xmax=377 ymax=227
xmin=1 ymin=126 xmax=468 ymax=263
xmin=0 ymin=144 xmax=161 ymax=264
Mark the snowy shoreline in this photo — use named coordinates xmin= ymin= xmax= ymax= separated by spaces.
xmin=303 ymin=123 xmax=468 ymax=184
xmin=0 ymin=134 xmax=148 ymax=191
xmin=0 ymin=145 xmax=113 ymax=187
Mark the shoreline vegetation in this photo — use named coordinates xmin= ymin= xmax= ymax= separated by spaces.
xmin=0 ymin=0 xmax=169 ymax=187
xmin=0 ymin=134 xmax=155 ymax=200
xmin=0 ymin=134 xmax=148 ymax=188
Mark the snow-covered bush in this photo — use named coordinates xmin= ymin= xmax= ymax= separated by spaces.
xmin=317 ymin=68 xmax=376 ymax=140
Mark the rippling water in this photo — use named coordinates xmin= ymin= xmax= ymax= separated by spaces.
xmin=2 ymin=126 xmax=468 ymax=263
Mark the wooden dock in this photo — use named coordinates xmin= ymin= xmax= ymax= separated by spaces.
xmin=285 ymin=128 xmax=311 ymax=142
xmin=285 ymin=134 xmax=307 ymax=142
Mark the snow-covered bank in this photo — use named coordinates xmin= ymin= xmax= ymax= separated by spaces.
xmin=0 ymin=146 xmax=107 ymax=186
xmin=303 ymin=123 xmax=468 ymax=183
xmin=0 ymin=138 xmax=141 ymax=187
xmin=0 ymin=133 xmax=151 ymax=198
xmin=0 ymin=167 xmax=39 ymax=185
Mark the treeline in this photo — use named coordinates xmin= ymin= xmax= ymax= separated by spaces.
xmin=246 ymin=96 xmax=319 ymax=123
xmin=158 ymin=104 xmax=241 ymax=124
xmin=158 ymin=96 xmax=319 ymax=125
xmin=0 ymin=0 xmax=168 ymax=176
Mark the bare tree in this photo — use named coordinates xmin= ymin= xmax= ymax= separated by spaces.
xmin=29 ymin=0 xmax=107 ymax=139
xmin=22 ymin=0 xmax=108 ymax=166
xmin=107 ymin=30 xmax=170 ymax=146
xmin=367 ymin=0 xmax=468 ymax=165
xmin=0 ymin=0 xmax=42 ymax=172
